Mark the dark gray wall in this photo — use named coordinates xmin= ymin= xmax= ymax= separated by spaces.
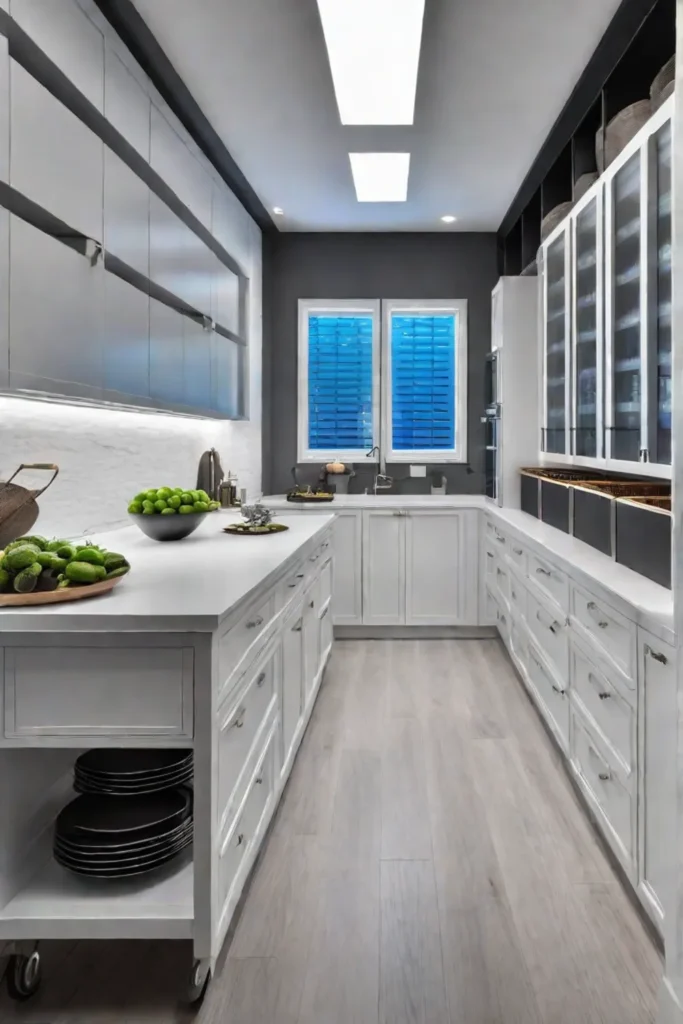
xmin=262 ymin=232 xmax=499 ymax=495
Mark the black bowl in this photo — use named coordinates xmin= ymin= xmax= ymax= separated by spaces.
xmin=129 ymin=512 xmax=209 ymax=542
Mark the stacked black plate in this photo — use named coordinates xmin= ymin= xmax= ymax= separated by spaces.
xmin=53 ymin=787 xmax=193 ymax=879
xmin=74 ymin=749 xmax=193 ymax=796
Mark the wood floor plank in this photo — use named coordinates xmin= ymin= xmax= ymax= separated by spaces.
xmin=379 ymin=860 xmax=448 ymax=1024
xmin=207 ymin=956 xmax=303 ymax=1024
xmin=343 ymin=641 xmax=389 ymax=751
xmin=414 ymin=640 xmax=472 ymax=722
xmin=387 ymin=640 xmax=420 ymax=719
xmin=381 ymin=716 xmax=432 ymax=861
xmin=329 ymin=748 xmax=382 ymax=867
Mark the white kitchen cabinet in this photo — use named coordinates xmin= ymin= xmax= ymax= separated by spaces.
xmin=149 ymin=297 xmax=184 ymax=407
xmin=104 ymin=149 xmax=150 ymax=277
xmin=104 ymin=50 xmax=151 ymax=161
xmin=149 ymin=193 xmax=212 ymax=316
xmin=281 ymin=607 xmax=304 ymax=774
xmin=331 ymin=511 xmax=362 ymax=626
xmin=9 ymin=216 xmax=103 ymax=400
xmin=10 ymin=61 xmax=103 ymax=240
xmin=303 ymin=590 xmax=320 ymax=706
xmin=102 ymin=273 xmax=150 ymax=400
xmin=11 ymin=0 xmax=105 ymax=110
xmin=362 ymin=510 xmax=405 ymax=625
xmin=211 ymin=333 xmax=240 ymax=418
xmin=151 ymin=107 xmax=213 ymax=231
xmin=183 ymin=316 xmax=212 ymax=410
xmin=405 ymin=510 xmax=477 ymax=625
xmin=638 ymin=628 xmax=676 ymax=928
xmin=212 ymin=257 xmax=240 ymax=335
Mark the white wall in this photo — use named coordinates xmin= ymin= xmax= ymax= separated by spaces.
xmin=0 ymin=0 xmax=263 ymax=539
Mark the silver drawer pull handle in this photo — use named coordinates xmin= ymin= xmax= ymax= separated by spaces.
xmin=598 ymin=771 xmax=611 ymax=782
xmin=256 ymin=672 xmax=266 ymax=687
xmin=587 ymin=601 xmax=609 ymax=629
xmin=309 ymin=600 xmax=315 ymax=608
xmin=587 ymin=672 xmax=611 ymax=699
xmin=292 ymin=621 xmax=303 ymax=633
xmin=535 ymin=567 xmax=551 ymax=577
xmin=645 ymin=644 xmax=668 ymax=665
xmin=310 ymin=554 xmax=319 ymax=562
xmin=236 ymin=833 xmax=245 ymax=847
xmin=255 ymin=776 xmax=264 ymax=785
xmin=588 ymin=743 xmax=610 ymax=779
xmin=551 ymin=682 xmax=565 ymax=696
xmin=495 ymin=535 xmax=505 ymax=544
xmin=511 ymin=590 xmax=517 ymax=600
xmin=513 ymin=547 xmax=523 ymax=555
xmin=246 ymin=616 xmax=264 ymax=630
xmin=232 ymin=709 xmax=246 ymax=729
xmin=321 ymin=604 xmax=330 ymax=619
xmin=536 ymin=610 xmax=561 ymax=634
xmin=486 ymin=551 xmax=494 ymax=560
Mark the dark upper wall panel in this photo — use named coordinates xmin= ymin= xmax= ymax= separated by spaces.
xmin=93 ymin=0 xmax=275 ymax=233
xmin=263 ymin=232 xmax=499 ymax=495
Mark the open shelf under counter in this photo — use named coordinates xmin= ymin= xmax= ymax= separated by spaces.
xmin=0 ymin=853 xmax=194 ymax=941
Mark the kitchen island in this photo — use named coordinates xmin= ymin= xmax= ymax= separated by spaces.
xmin=0 ymin=512 xmax=334 ymax=1002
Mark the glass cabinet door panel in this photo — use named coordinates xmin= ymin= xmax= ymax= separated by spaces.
xmin=574 ymin=198 xmax=598 ymax=457
xmin=545 ymin=233 xmax=568 ymax=454
xmin=654 ymin=120 xmax=672 ymax=465
xmin=610 ymin=152 xmax=642 ymax=462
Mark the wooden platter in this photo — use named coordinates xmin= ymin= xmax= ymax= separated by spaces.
xmin=0 ymin=574 xmax=127 ymax=607
xmin=222 ymin=523 xmax=290 ymax=537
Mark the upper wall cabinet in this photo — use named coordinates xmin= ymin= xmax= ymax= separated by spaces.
xmin=540 ymin=97 xmax=673 ymax=477
xmin=149 ymin=298 xmax=185 ymax=408
xmin=149 ymin=193 xmax=212 ymax=316
xmin=151 ymin=107 xmax=213 ymax=231
xmin=103 ymin=50 xmax=151 ymax=162
xmin=102 ymin=272 xmax=150 ymax=402
xmin=10 ymin=62 xmax=103 ymax=240
xmin=212 ymin=256 xmax=241 ymax=335
xmin=104 ymin=148 xmax=150 ymax=277
xmin=10 ymin=0 xmax=104 ymax=110
xmin=9 ymin=216 xmax=104 ymax=400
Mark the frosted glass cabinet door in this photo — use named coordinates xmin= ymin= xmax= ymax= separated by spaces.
xmin=9 ymin=217 xmax=104 ymax=399
xmin=651 ymin=120 xmax=672 ymax=465
xmin=183 ymin=317 xmax=212 ymax=409
xmin=608 ymin=152 xmax=643 ymax=462
xmin=573 ymin=197 xmax=600 ymax=457
xmin=211 ymin=334 xmax=240 ymax=417
xmin=149 ymin=298 xmax=184 ymax=407
xmin=544 ymin=231 xmax=570 ymax=454
xmin=103 ymin=274 xmax=150 ymax=400
xmin=104 ymin=149 xmax=150 ymax=277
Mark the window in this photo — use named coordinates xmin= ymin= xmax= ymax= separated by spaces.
xmin=298 ymin=298 xmax=467 ymax=463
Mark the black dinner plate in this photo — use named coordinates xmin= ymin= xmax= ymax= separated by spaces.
xmin=54 ymin=831 xmax=192 ymax=868
xmin=56 ymin=788 xmax=192 ymax=838
xmin=54 ymin=845 xmax=190 ymax=879
xmin=74 ymin=761 xmax=193 ymax=784
xmin=74 ymin=767 xmax=193 ymax=796
xmin=75 ymin=749 xmax=193 ymax=778
xmin=55 ymin=818 xmax=192 ymax=855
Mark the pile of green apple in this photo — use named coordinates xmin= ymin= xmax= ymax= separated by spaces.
xmin=128 ymin=487 xmax=220 ymax=516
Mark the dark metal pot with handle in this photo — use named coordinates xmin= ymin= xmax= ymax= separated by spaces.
xmin=0 ymin=464 xmax=59 ymax=547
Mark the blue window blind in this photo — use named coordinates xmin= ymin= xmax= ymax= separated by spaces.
xmin=391 ymin=313 xmax=456 ymax=450
xmin=308 ymin=314 xmax=374 ymax=451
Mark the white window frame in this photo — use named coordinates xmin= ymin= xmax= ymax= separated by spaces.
xmin=382 ymin=298 xmax=468 ymax=463
xmin=297 ymin=298 xmax=381 ymax=463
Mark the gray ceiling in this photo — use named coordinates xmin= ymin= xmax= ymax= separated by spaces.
xmin=133 ymin=0 xmax=623 ymax=232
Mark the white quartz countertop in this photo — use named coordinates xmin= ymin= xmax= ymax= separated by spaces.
xmin=0 ymin=513 xmax=334 ymax=633
xmin=262 ymin=494 xmax=487 ymax=509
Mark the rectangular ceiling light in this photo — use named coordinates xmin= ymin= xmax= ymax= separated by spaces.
xmin=349 ymin=153 xmax=410 ymax=202
xmin=316 ymin=0 xmax=425 ymax=124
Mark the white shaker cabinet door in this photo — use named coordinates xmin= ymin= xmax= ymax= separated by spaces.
xmin=332 ymin=511 xmax=362 ymax=626
xmin=281 ymin=609 xmax=304 ymax=772
xmin=9 ymin=216 xmax=104 ymax=400
xmin=362 ymin=510 xmax=405 ymax=625
xmin=405 ymin=510 xmax=473 ymax=625
xmin=638 ymin=629 xmax=677 ymax=932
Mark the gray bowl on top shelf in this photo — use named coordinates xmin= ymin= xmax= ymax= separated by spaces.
xmin=129 ymin=511 xmax=211 ymax=542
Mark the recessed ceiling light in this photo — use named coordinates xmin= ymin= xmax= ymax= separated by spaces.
xmin=441 ymin=215 xmax=457 ymax=224
xmin=317 ymin=0 xmax=425 ymax=125
xmin=273 ymin=207 xmax=284 ymax=216
xmin=349 ymin=153 xmax=410 ymax=202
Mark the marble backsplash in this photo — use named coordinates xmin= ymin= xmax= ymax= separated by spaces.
xmin=0 ymin=396 xmax=261 ymax=538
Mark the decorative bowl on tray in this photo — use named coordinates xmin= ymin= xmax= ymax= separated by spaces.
xmin=222 ymin=504 xmax=289 ymax=537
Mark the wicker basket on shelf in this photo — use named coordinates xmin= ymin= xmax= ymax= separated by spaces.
xmin=573 ymin=172 xmax=599 ymax=203
xmin=651 ymin=56 xmax=675 ymax=112
xmin=604 ymin=100 xmax=651 ymax=168
xmin=541 ymin=201 xmax=573 ymax=240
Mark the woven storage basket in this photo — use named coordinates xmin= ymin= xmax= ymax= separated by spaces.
xmin=541 ymin=201 xmax=573 ymax=241
xmin=574 ymin=172 xmax=599 ymax=202
xmin=651 ymin=56 xmax=675 ymax=111
xmin=605 ymin=100 xmax=651 ymax=167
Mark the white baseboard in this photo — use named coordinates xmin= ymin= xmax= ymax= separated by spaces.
xmin=334 ymin=625 xmax=498 ymax=640
xmin=658 ymin=977 xmax=683 ymax=1023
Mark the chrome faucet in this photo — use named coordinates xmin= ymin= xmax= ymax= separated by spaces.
xmin=366 ymin=446 xmax=393 ymax=494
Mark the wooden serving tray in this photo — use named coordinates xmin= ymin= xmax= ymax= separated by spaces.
xmin=0 ymin=574 xmax=127 ymax=607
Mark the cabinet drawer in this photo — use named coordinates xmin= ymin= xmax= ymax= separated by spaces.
xmin=484 ymin=584 xmax=499 ymax=626
xmin=527 ymin=591 xmax=569 ymax=680
xmin=508 ymin=566 xmax=527 ymax=620
xmin=218 ymin=593 xmax=276 ymax=701
xmin=571 ymin=709 xmax=634 ymax=865
xmin=319 ymin=555 xmax=333 ymax=608
xmin=527 ymin=641 xmax=569 ymax=751
xmin=494 ymin=559 xmax=510 ymax=607
xmin=507 ymin=540 xmax=527 ymax=574
xmin=319 ymin=601 xmax=333 ymax=663
xmin=217 ymin=645 xmax=277 ymax=834
xmin=509 ymin=613 xmax=529 ymax=674
xmin=570 ymin=643 xmax=634 ymax=773
xmin=218 ymin=722 xmax=277 ymax=919
xmin=528 ymin=552 xmax=568 ymax=611
xmin=4 ymin=646 xmax=193 ymax=738
xmin=486 ymin=520 xmax=508 ymax=551
xmin=570 ymin=585 xmax=636 ymax=686
xmin=495 ymin=603 xmax=511 ymax=649
xmin=484 ymin=544 xmax=496 ymax=580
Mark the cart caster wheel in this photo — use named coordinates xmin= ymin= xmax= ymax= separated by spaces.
xmin=187 ymin=959 xmax=211 ymax=1006
xmin=6 ymin=951 xmax=41 ymax=1001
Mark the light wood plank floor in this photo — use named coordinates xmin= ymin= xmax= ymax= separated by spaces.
xmin=0 ymin=640 xmax=662 ymax=1023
